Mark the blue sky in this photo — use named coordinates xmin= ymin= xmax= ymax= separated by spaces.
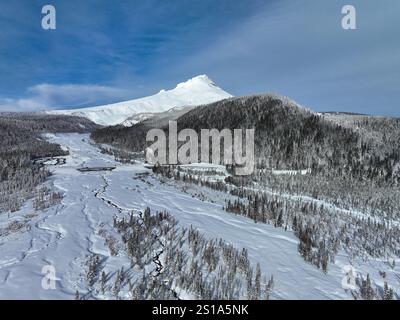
xmin=0 ymin=0 xmax=399 ymax=116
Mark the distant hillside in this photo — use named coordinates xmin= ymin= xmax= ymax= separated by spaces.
xmin=322 ymin=112 xmax=400 ymax=155
xmin=0 ymin=112 xmax=100 ymax=133
xmin=0 ymin=113 xmax=100 ymax=212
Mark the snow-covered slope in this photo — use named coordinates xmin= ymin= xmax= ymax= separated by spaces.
xmin=0 ymin=134 xmax=352 ymax=299
xmin=121 ymin=106 xmax=195 ymax=127
xmin=46 ymin=75 xmax=232 ymax=126
xmin=1 ymin=133 xmax=399 ymax=299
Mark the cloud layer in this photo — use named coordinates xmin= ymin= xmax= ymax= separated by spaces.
xmin=0 ymin=84 xmax=133 ymax=112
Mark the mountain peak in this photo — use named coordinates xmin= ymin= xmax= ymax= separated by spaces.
xmin=175 ymin=74 xmax=216 ymax=90
xmin=157 ymin=75 xmax=217 ymax=94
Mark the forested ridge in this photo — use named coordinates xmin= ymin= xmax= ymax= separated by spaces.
xmin=92 ymin=94 xmax=400 ymax=185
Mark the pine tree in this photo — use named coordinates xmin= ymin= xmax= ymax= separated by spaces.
xmin=276 ymin=212 xmax=283 ymax=227
xmin=100 ymin=271 xmax=107 ymax=294
xmin=265 ymin=276 xmax=274 ymax=300
xmin=254 ymin=263 xmax=261 ymax=300
xmin=292 ymin=215 xmax=298 ymax=232
xmin=360 ymin=274 xmax=375 ymax=300
xmin=383 ymin=282 xmax=393 ymax=300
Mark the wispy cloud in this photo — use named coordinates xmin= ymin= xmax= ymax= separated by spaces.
xmin=0 ymin=84 xmax=133 ymax=112
xmin=165 ymin=0 xmax=400 ymax=116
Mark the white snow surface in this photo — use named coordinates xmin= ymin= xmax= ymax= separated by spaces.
xmin=46 ymin=75 xmax=232 ymax=126
xmin=1 ymin=134 xmax=398 ymax=300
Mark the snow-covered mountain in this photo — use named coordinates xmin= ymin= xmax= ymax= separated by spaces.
xmin=120 ymin=106 xmax=194 ymax=127
xmin=46 ymin=75 xmax=232 ymax=126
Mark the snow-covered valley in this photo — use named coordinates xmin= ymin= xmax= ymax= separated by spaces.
xmin=1 ymin=133 xmax=398 ymax=299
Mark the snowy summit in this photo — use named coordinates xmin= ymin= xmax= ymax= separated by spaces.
xmin=46 ymin=75 xmax=232 ymax=126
